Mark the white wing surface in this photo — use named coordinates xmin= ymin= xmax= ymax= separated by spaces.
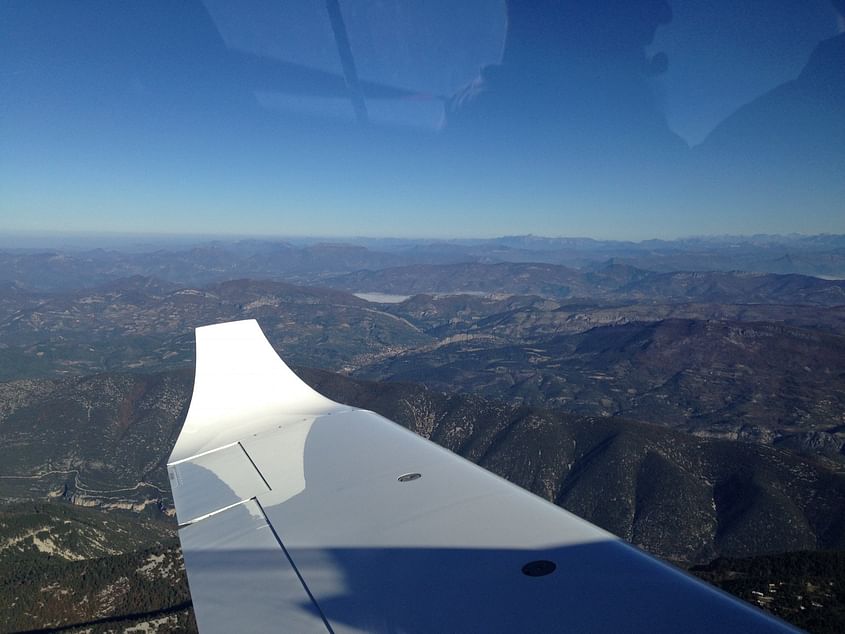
xmin=168 ymin=319 xmax=795 ymax=633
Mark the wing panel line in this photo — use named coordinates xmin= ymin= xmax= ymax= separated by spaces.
xmin=238 ymin=441 xmax=272 ymax=491
xmin=254 ymin=498 xmax=335 ymax=634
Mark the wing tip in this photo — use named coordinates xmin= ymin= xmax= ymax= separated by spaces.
xmin=169 ymin=319 xmax=341 ymax=464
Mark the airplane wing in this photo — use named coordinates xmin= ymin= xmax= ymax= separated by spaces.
xmin=168 ymin=319 xmax=795 ymax=633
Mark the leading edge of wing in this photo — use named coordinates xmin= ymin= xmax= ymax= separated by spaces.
xmin=168 ymin=319 xmax=796 ymax=633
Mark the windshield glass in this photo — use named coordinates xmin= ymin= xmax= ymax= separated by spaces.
xmin=2 ymin=4 xmax=845 ymax=633
xmin=2 ymin=0 xmax=842 ymax=239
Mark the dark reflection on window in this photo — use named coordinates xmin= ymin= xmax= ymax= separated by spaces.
xmin=1 ymin=0 xmax=842 ymax=236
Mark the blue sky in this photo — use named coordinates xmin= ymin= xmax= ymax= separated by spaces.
xmin=1 ymin=1 xmax=842 ymax=240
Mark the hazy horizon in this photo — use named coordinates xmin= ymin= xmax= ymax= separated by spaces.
xmin=2 ymin=228 xmax=845 ymax=251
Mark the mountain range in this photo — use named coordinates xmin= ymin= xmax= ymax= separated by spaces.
xmin=1 ymin=240 xmax=844 ymax=631
xmin=1 ymin=233 xmax=844 ymax=293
